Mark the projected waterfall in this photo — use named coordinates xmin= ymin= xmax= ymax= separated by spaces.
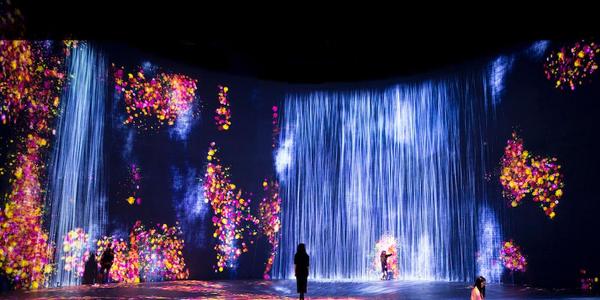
xmin=48 ymin=44 xmax=108 ymax=287
xmin=273 ymin=72 xmax=500 ymax=281
xmin=477 ymin=205 xmax=503 ymax=283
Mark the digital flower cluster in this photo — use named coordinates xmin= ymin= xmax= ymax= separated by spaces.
xmin=96 ymin=235 xmax=139 ymax=283
xmin=132 ymin=221 xmax=189 ymax=281
xmin=204 ymin=142 xmax=258 ymax=273
xmin=94 ymin=221 xmax=189 ymax=283
xmin=544 ymin=40 xmax=599 ymax=90
xmin=61 ymin=228 xmax=90 ymax=276
xmin=0 ymin=40 xmax=68 ymax=289
xmin=0 ymin=40 xmax=64 ymax=131
xmin=0 ymin=134 xmax=55 ymax=289
xmin=500 ymin=240 xmax=527 ymax=272
xmin=500 ymin=132 xmax=564 ymax=219
xmin=259 ymin=179 xmax=281 ymax=279
xmin=113 ymin=65 xmax=197 ymax=130
xmin=215 ymin=85 xmax=231 ymax=131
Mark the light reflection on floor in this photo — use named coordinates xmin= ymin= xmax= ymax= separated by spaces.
xmin=3 ymin=280 xmax=597 ymax=299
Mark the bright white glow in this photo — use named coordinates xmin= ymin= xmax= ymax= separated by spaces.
xmin=172 ymin=166 xmax=207 ymax=246
xmin=389 ymin=98 xmax=415 ymax=144
xmin=142 ymin=61 xmax=153 ymax=71
xmin=275 ymin=135 xmax=293 ymax=177
xmin=170 ymin=105 xmax=194 ymax=141
xmin=527 ymin=40 xmax=550 ymax=60
xmin=490 ymin=55 xmax=514 ymax=106
xmin=476 ymin=205 xmax=503 ymax=283
xmin=414 ymin=235 xmax=433 ymax=280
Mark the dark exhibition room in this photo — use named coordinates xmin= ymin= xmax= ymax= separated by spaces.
xmin=1 ymin=2 xmax=600 ymax=299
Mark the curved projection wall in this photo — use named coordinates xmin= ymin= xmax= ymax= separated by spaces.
xmin=1 ymin=40 xmax=600 ymax=289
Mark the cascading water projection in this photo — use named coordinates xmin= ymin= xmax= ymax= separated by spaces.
xmin=273 ymin=71 xmax=502 ymax=281
xmin=47 ymin=43 xmax=108 ymax=287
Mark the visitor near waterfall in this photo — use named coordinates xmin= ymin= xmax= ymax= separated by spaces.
xmin=99 ymin=246 xmax=115 ymax=284
xmin=470 ymin=276 xmax=486 ymax=300
xmin=82 ymin=252 xmax=98 ymax=285
xmin=380 ymin=250 xmax=393 ymax=280
xmin=294 ymin=243 xmax=310 ymax=300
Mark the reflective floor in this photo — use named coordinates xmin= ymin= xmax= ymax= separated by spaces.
xmin=3 ymin=280 xmax=598 ymax=299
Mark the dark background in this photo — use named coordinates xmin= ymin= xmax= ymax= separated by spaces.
xmin=12 ymin=1 xmax=600 ymax=83
xmin=493 ymin=47 xmax=600 ymax=288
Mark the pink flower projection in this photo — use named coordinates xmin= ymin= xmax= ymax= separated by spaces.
xmin=544 ymin=40 xmax=599 ymax=90
xmin=113 ymin=65 xmax=198 ymax=130
xmin=61 ymin=228 xmax=90 ymax=276
xmin=96 ymin=236 xmax=139 ymax=283
xmin=215 ymin=85 xmax=231 ymax=131
xmin=500 ymin=133 xmax=564 ymax=219
xmin=0 ymin=135 xmax=55 ymax=289
xmin=259 ymin=179 xmax=281 ymax=279
xmin=95 ymin=221 xmax=189 ymax=283
xmin=260 ymin=104 xmax=282 ymax=279
xmin=0 ymin=40 xmax=68 ymax=289
xmin=500 ymin=240 xmax=527 ymax=272
xmin=0 ymin=40 xmax=64 ymax=132
xmin=204 ymin=142 xmax=258 ymax=272
xmin=132 ymin=221 xmax=189 ymax=281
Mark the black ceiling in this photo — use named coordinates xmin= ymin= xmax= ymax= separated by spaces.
xmin=12 ymin=1 xmax=599 ymax=83
xmin=120 ymin=37 xmax=537 ymax=83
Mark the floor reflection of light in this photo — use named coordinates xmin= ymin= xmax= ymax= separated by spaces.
xmin=12 ymin=279 xmax=586 ymax=299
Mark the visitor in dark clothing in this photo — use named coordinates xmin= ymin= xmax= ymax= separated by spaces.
xmin=294 ymin=243 xmax=309 ymax=300
xmin=380 ymin=251 xmax=393 ymax=280
xmin=82 ymin=252 xmax=98 ymax=285
xmin=99 ymin=246 xmax=115 ymax=284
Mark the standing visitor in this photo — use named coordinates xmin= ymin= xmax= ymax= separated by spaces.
xmin=99 ymin=245 xmax=115 ymax=284
xmin=82 ymin=252 xmax=98 ymax=285
xmin=470 ymin=276 xmax=486 ymax=300
xmin=294 ymin=243 xmax=309 ymax=300
xmin=380 ymin=250 xmax=393 ymax=280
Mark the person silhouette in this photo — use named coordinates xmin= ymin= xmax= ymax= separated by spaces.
xmin=294 ymin=243 xmax=309 ymax=300
xmin=380 ymin=251 xmax=393 ymax=280
xmin=99 ymin=245 xmax=115 ymax=284
xmin=82 ymin=252 xmax=98 ymax=285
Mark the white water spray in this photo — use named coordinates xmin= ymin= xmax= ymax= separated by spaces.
xmin=274 ymin=73 xmax=501 ymax=281
xmin=47 ymin=44 xmax=108 ymax=287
